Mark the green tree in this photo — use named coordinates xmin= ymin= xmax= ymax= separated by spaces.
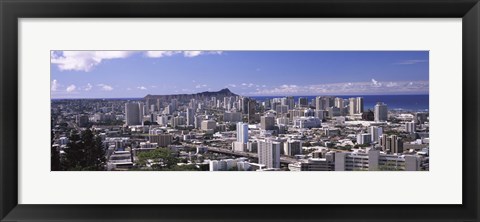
xmin=51 ymin=131 xmax=61 ymax=171
xmin=82 ymin=130 xmax=106 ymax=170
xmin=63 ymin=131 xmax=85 ymax=170
xmin=137 ymin=148 xmax=178 ymax=170
xmin=63 ymin=129 xmax=106 ymax=171
xmin=170 ymin=164 xmax=199 ymax=171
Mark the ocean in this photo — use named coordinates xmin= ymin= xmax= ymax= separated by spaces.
xmin=52 ymin=94 xmax=429 ymax=112
xmin=250 ymin=95 xmax=429 ymax=112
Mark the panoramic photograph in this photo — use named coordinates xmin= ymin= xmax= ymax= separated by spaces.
xmin=50 ymin=51 xmax=429 ymax=171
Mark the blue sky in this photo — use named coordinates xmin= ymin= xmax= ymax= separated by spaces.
xmin=50 ymin=51 xmax=429 ymax=98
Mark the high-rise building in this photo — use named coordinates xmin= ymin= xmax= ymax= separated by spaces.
xmin=370 ymin=126 xmax=383 ymax=142
xmin=285 ymin=96 xmax=295 ymax=110
xmin=223 ymin=111 xmax=242 ymax=122
xmin=258 ymin=140 xmax=281 ymax=169
xmin=194 ymin=115 xmax=203 ymax=129
xmin=248 ymin=100 xmax=257 ymax=124
xmin=316 ymin=96 xmax=334 ymax=111
xmin=326 ymin=107 xmax=341 ymax=118
xmin=232 ymin=122 xmax=249 ymax=152
xmin=149 ymin=134 xmax=173 ymax=147
xmin=186 ymin=108 xmax=194 ymax=126
xmin=315 ymin=96 xmax=324 ymax=111
xmin=236 ymin=122 xmax=249 ymax=144
xmin=374 ymin=102 xmax=388 ymax=122
xmin=145 ymin=98 xmax=156 ymax=114
xmin=304 ymin=109 xmax=315 ymax=117
xmin=288 ymin=109 xmax=303 ymax=121
xmin=349 ymin=98 xmax=357 ymax=115
xmin=125 ymin=102 xmax=143 ymax=126
xmin=334 ymin=97 xmax=345 ymax=114
xmin=271 ymin=101 xmax=280 ymax=112
xmin=380 ymin=134 xmax=388 ymax=150
xmin=390 ymin=135 xmax=403 ymax=154
xmin=201 ymin=120 xmax=216 ymax=131
xmin=241 ymin=97 xmax=249 ymax=114
xmin=334 ymin=97 xmax=344 ymax=109
xmin=348 ymin=97 xmax=364 ymax=115
xmin=315 ymin=110 xmax=328 ymax=120
xmin=172 ymin=116 xmax=185 ymax=128
xmin=356 ymin=133 xmax=372 ymax=145
xmin=414 ymin=112 xmax=429 ymax=125
xmin=164 ymin=104 xmax=173 ymax=115
xmin=275 ymin=105 xmax=289 ymax=115
xmin=298 ymin=97 xmax=308 ymax=108
xmin=209 ymin=160 xmax=219 ymax=171
xmin=335 ymin=150 xmax=421 ymax=171
xmin=283 ymin=140 xmax=302 ymax=156
xmin=260 ymin=116 xmax=275 ymax=130
xmin=355 ymin=97 xmax=363 ymax=113
xmin=380 ymin=135 xmax=403 ymax=154
xmin=276 ymin=116 xmax=289 ymax=125
xmin=293 ymin=116 xmax=321 ymax=129
xmin=405 ymin=121 xmax=416 ymax=133
xmin=170 ymin=99 xmax=178 ymax=112
xmin=156 ymin=115 xmax=168 ymax=126
xmin=189 ymin=98 xmax=197 ymax=109
xmin=223 ymin=97 xmax=231 ymax=109
xmin=156 ymin=99 xmax=162 ymax=111
xmin=356 ymin=97 xmax=364 ymax=114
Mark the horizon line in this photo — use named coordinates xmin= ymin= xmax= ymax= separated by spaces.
xmin=51 ymin=93 xmax=429 ymax=100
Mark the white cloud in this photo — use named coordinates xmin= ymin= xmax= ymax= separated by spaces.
xmin=280 ymin=84 xmax=298 ymax=88
xmin=195 ymin=84 xmax=207 ymax=89
xmin=66 ymin=84 xmax=76 ymax=93
xmin=144 ymin=51 xmax=223 ymax=58
xmin=226 ymin=84 xmax=237 ymax=88
xmin=145 ymin=51 xmax=181 ymax=58
xmin=395 ymin=60 xmax=427 ymax=65
xmin=386 ymin=82 xmax=398 ymax=87
xmin=371 ymin=78 xmax=381 ymax=87
xmin=98 ymin=84 xmax=113 ymax=91
xmin=51 ymin=50 xmax=224 ymax=72
xmin=241 ymin=83 xmax=255 ymax=87
xmin=137 ymin=86 xmax=147 ymax=90
xmin=51 ymin=51 xmax=135 ymax=72
xmin=84 ymin=83 xmax=93 ymax=91
xmin=184 ymin=51 xmax=203 ymax=57
xmin=51 ymin=79 xmax=59 ymax=91
xmin=250 ymin=80 xmax=429 ymax=96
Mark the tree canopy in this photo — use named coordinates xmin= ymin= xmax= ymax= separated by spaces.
xmin=61 ymin=129 xmax=106 ymax=171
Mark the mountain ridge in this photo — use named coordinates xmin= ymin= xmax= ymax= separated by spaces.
xmin=144 ymin=88 xmax=239 ymax=101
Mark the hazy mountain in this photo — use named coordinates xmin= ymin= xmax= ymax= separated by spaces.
xmin=144 ymin=88 xmax=239 ymax=102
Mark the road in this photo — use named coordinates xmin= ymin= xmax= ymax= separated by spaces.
xmin=67 ymin=121 xmax=81 ymax=132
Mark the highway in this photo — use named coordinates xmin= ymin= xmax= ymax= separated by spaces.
xmin=67 ymin=121 xmax=81 ymax=132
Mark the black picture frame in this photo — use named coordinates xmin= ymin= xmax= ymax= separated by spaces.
xmin=1 ymin=0 xmax=479 ymax=221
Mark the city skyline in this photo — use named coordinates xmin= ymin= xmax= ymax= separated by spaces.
xmin=51 ymin=51 xmax=429 ymax=171
xmin=51 ymin=51 xmax=429 ymax=98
